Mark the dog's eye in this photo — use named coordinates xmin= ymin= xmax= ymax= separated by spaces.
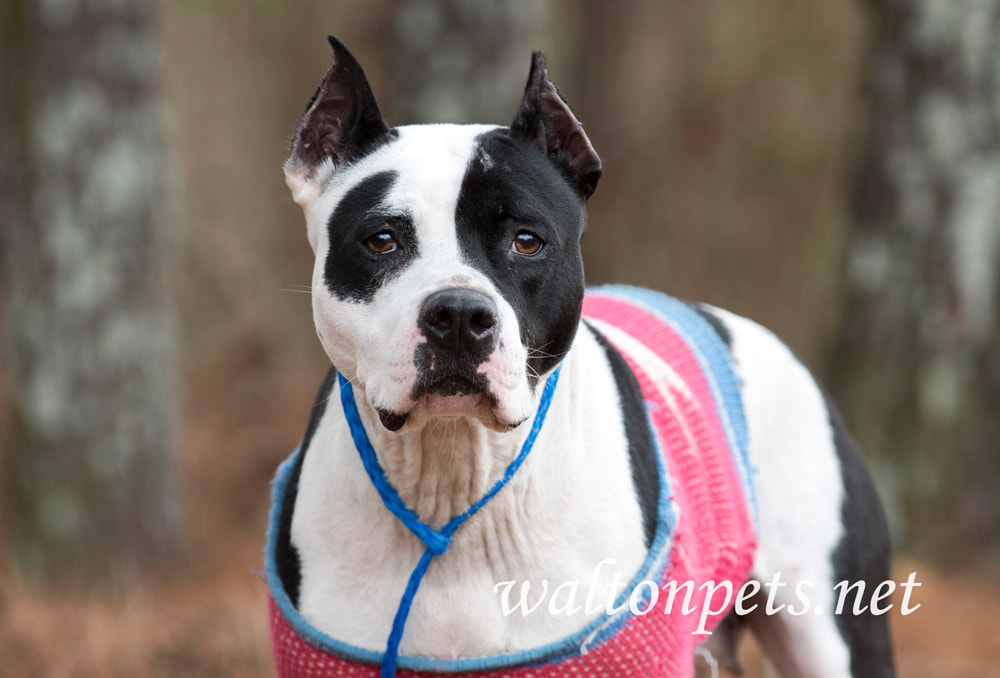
xmin=512 ymin=231 xmax=543 ymax=256
xmin=365 ymin=231 xmax=397 ymax=254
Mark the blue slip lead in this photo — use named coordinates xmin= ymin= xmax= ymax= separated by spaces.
xmin=336 ymin=367 xmax=563 ymax=678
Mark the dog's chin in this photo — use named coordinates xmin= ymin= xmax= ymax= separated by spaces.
xmin=423 ymin=391 xmax=486 ymax=414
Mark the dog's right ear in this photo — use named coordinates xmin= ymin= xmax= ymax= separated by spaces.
xmin=284 ymin=35 xmax=390 ymax=213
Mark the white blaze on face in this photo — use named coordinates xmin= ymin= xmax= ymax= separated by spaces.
xmin=305 ymin=124 xmax=537 ymax=429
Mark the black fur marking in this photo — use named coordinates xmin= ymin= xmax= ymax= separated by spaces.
xmin=324 ymin=170 xmax=420 ymax=303
xmin=455 ymin=129 xmax=587 ymax=384
xmin=274 ymin=367 xmax=339 ymax=609
xmin=826 ymin=392 xmax=896 ymax=677
xmin=689 ymin=303 xmax=732 ymax=348
xmin=586 ymin=323 xmax=659 ymax=547
xmin=410 ymin=343 xmax=493 ymax=402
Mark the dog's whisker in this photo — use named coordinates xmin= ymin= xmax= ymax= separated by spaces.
xmin=527 ymin=349 xmax=559 ymax=360
xmin=526 ymin=342 xmax=561 ymax=360
xmin=314 ymin=391 xmax=336 ymax=410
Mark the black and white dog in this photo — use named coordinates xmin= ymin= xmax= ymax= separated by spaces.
xmin=271 ymin=36 xmax=894 ymax=677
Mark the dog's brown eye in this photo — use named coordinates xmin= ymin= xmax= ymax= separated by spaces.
xmin=365 ymin=231 xmax=397 ymax=254
xmin=512 ymin=231 xmax=543 ymax=256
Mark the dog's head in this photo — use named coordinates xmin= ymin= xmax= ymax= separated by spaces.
xmin=285 ymin=36 xmax=601 ymax=433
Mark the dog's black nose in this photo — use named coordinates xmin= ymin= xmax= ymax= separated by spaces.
xmin=418 ymin=288 xmax=498 ymax=359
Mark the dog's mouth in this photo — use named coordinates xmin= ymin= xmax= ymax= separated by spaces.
xmin=416 ymin=373 xmax=492 ymax=422
xmin=412 ymin=370 xmax=490 ymax=406
xmin=376 ymin=371 xmax=513 ymax=432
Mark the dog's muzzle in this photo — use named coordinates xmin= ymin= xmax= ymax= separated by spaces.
xmin=411 ymin=287 xmax=498 ymax=399
xmin=376 ymin=288 xmax=507 ymax=431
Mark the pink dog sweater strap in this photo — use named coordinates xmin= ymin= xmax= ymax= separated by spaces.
xmin=266 ymin=285 xmax=756 ymax=677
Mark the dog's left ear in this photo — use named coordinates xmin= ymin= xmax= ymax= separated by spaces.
xmin=285 ymin=35 xmax=390 ymax=213
xmin=510 ymin=52 xmax=602 ymax=200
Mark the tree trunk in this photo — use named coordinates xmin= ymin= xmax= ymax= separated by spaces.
xmin=1 ymin=0 xmax=179 ymax=588
xmin=830 ymin=0 xmax=1000 ymax=567
xmin=393 ymin=0 xmax=544 ymax=124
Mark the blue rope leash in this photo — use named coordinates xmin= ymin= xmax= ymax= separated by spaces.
xmin=338 ymin=373 xmax=451 ymax=555
xmin=337 ymin=368 xmax=562 ymax=678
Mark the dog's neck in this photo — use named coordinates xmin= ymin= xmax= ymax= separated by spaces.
xmin=357 ymin=406 xmax=533 ymax=529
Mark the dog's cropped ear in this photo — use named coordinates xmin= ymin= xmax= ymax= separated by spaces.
xmin=510 ymin=52 xmax=602 ymax=200
xmin=284 ymin=35 xmax=390 ymax=212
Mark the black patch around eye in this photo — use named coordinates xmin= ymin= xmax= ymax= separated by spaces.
xmin=324 ymin=169 xmax=418 ymax=302
xmin=455 ymin=129 xmax=587 ymax=381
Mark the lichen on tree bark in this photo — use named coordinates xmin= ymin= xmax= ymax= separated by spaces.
xmin=831 ymin=0 xmax=1000 ymax=566
xmin=2 ymin=0 xmax=179 ymax=588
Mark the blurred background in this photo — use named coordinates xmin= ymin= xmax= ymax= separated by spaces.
xmin=1 ymin=0 xmax=998 ymax=676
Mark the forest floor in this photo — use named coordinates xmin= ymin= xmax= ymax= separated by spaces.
xmin=2 ymin=370 xmax=998 ymax=677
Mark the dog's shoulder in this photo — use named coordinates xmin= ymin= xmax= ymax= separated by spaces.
xmin=274 ymin=366 xmax=339 ymax=608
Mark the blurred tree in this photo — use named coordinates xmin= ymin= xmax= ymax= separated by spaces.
xmin=0 ymin=0 xmax=178 ymax=587
xmin=831 ymin=0 xmax=1000 ymax=567
xmin=392 ymin=0 xmax=545 ymax=124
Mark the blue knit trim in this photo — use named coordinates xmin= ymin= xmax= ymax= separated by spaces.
xmin=590 ymin=285 xmax=758 ymax=529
